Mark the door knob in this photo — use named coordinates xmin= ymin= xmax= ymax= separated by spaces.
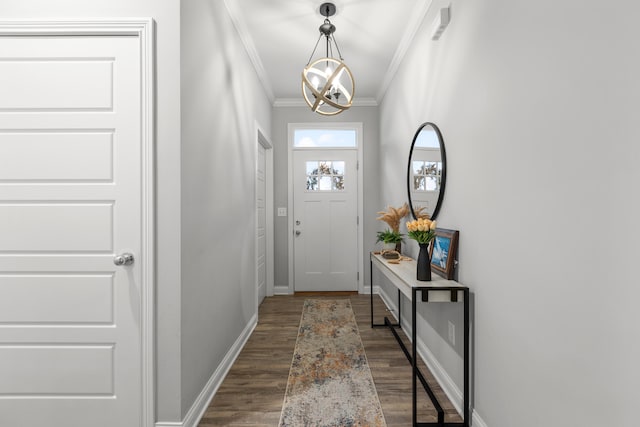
xmin=295 ymin=230 xmax=301 ymax=236
xmin=114 ymin=252 xmax=135 ymax=266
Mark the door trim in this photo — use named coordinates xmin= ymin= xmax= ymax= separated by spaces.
xmin=0 ymin=19 xmax=156 ymax=427
xmin=255 ymin=122 xmax=274 ymax=306
xmin=286 ymin=122 xmax=364 ymax=294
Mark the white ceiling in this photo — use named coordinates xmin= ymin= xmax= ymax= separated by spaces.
xmin=224 ymin=0 xmax=434 ymax=106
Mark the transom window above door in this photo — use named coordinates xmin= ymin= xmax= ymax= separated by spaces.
xmin=294 ymin=128 xmax=357 ymax=148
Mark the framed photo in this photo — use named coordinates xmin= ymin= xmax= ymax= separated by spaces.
xmin=429 ymin=228 xmax=459 ymax=279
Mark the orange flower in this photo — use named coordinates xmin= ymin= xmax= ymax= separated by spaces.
xmin=406 ymin=219 xmax=437 ymax=244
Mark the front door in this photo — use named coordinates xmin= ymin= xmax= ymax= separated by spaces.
xmin=0 ymin=33 xmax=144 ymax=426
xmin=293 ymin=149 xmax=358 ymax=292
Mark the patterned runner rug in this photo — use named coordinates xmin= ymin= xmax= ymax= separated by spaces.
xmin=279 ymin=299 xmax=387 ymax=427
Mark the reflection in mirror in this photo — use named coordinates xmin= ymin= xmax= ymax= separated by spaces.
xmin=407 ymin=122 xmax=446 ymax=220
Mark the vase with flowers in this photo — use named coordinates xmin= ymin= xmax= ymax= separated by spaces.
xmin=406 ymin=217 xmax=437 ymax=281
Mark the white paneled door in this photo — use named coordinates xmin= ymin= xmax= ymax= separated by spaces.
xmin=293 ymin=149 xmax=358 ymax=291
xmin=0 ymin=33 xmax=145 ymax=426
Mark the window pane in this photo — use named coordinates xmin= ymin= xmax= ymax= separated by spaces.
xmin=332 ymin=161 xmax=345 ymax=175
xmin=307 ymin=176 xmax=318 ymax=190
xmin=319 ymin=176 xmax=332 ymax=190
xmin=424 ymin=162 xmax=438 ymax=175
xmin=425 ymin=176 xmax=437 ymax=191
xmin=319 ymin=161 xmax=332 ymax=175
xmin=333 ymin=175 xmax=344 ymax=190
xmin=413 ymin=161 xmax=424 ymax=175
xmin=294 ymin=129 xmax=357 ymax=148
xmin=306 ymin=161 xmax=318 ymax=174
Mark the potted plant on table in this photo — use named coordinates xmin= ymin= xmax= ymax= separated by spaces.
xmin=376 ymin=203 xmax=410 ymax=252
xmin=376 ymin=229 xmax=404 ymax=251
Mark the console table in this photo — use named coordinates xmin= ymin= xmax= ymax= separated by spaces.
xmin=370 ymin=253 xmax=469 ymax=427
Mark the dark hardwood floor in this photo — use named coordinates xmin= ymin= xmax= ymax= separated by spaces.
xmin=198 ymin=294 xmax=461 ymax=426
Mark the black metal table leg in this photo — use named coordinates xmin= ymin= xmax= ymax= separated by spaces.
xmin=463 ymin=288 xmax=470 ymax=426
xmin=412 ymin=288 xmax=417 ymax=426
xmin=398 ymin=288 xmax=402 ymax=328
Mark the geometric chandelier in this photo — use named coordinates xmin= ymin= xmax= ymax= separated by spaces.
xmin=301 ymin=2 xmax=355 ymax=116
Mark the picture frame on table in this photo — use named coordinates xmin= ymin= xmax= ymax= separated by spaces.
xmin=429 ymin=228 xmax=459 ymax=279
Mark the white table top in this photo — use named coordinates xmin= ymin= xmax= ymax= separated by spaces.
xmin=371 ymin=253 xmax=467 ymax=302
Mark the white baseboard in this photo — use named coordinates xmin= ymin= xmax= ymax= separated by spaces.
xmin=273 ymin=285 xmax=290 ymax=295
xmin=155 ymin=313 xmax=258 ymax=427
xmin=360 ymin=284 xmax=383 ymax=296
xmin=471 ymin=411 xmax=489 ymax=427
xmin=373 ymin=288 xmax=488 ymax=427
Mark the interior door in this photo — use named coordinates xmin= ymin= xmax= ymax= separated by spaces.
xmin=0 ymin=34 xmax=143 ymax=426
xmin=293 ymin=149 xmax=358 ymax=292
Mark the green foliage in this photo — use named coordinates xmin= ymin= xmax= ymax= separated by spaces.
xmin=376 ymin=229 xmax=404 ymax=244
xmin=407 ymin=229 xmax=436 ymax=244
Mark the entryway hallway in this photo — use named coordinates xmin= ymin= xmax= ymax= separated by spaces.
xmin=198 ymin=294 xmax=461 ymax=426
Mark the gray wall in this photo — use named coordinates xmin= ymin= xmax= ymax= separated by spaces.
xmin=271 ymin=106 xmax=380 ymax=292
xmin=379 ymin=0 xmax=640 ymax=426
xmin=180 ymin=0 xmax=272 ymax=420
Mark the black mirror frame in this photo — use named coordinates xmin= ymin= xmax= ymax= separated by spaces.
xmin=406 ymin=122 xmax=447 ymax=220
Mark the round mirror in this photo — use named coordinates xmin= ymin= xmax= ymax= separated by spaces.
xmin=407 ymin=122 xmax=447 ymax=220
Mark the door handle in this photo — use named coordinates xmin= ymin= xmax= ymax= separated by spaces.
xmin=114 ymin=252 xmax=135 ymax=266
xmin=295 ymin=230 xmax=301 ymax=236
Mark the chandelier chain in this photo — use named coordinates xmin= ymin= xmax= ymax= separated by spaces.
xmin=331 ymin=33 xmax=344 ymax=61
xmin=306 ymin=33 xmax=324 ymax=66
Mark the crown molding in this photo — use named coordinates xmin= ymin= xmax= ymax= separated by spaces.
xmin=223 ymin=0 xmax=275 ymax=103
xmin=273 ymin=97 xmax=378 ymax=108
xmin=376 ymin=0 xmax=434 ymax=103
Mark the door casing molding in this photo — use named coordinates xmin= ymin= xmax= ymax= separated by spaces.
xmin=255 ymin=122 xmax=274 ymax=304
xmin=286 ymin=122 xmax=364 ymax=295
xmin=0 ymin=18 xmax=156 ymax=427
